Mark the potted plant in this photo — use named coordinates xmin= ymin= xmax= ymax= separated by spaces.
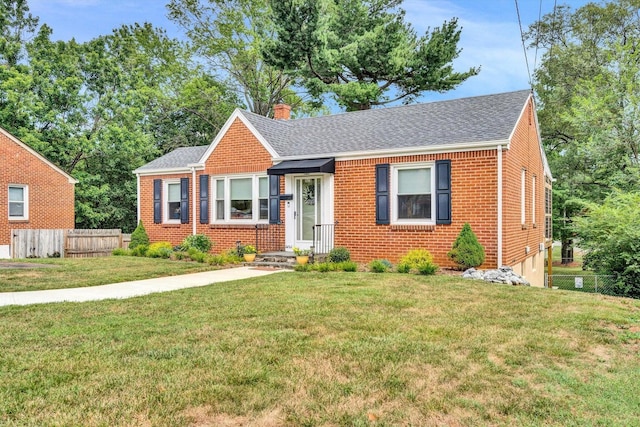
xmin=243 ymin=244 xmax=257 ymax=262
xmin=293 ymin=247 xmax=311 ymax=265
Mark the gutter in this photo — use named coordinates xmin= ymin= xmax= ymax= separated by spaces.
xmin=497 ymin=144 xmax=503 ymax=267
xmin=136 ymin=173 xmax=141 ymax=225
xmin=191 ymin=166 xmax=197 ymax=236
xmin=272 ymin=139 xmax=511 ymax=163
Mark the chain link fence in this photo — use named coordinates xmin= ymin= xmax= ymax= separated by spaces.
xmin=545 ymin=274 xmax=619 ymax=295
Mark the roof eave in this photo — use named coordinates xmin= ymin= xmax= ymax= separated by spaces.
xmin=272 ymin=139 xmax=511 ymax=162
xmin=133 ymin=167 xmax=193 ymax=176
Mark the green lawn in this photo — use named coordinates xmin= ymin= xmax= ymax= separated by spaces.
xmin=1 ymin=272 xmax=638 ymax=426
xmin=0 ymin=257 xmax=221 ymax=292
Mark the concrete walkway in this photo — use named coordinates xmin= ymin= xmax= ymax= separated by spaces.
xmin=0 ymin=266 xmax=290 ymax=307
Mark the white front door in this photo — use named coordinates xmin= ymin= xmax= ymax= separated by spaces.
xmin=294 ymin=177 xmax=322 ymax=249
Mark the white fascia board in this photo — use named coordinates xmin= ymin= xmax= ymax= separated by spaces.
xmin=272 ymin=139 xmax=510 ymax=163
xmin=133 ymin=168 xmax=193 ymax=176
xmin=509 ymin=92 xmax=554 ymax=182
xmin=197 ymin=109 xmax=279 ymax=165
xmin=508 ymin=92 xmax=532 ymax=143
xmin=532 ymin=101 xmax=554 ymax=181
xmin=0 ymin=127 xmax=79 ymax=184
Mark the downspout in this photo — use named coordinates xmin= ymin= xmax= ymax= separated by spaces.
xmin=136 ymin=173 xmax=141 ymax=224
xmin=497 ymin=145 xmax=503 ymax=267
xmin=191 ymin=167 xmax=197 ymax=236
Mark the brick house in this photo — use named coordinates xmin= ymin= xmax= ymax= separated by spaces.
xmin=135 ymin=90 xmax=553 ymax=286
xmin=0 ymin=127 xmax=78 ymax=258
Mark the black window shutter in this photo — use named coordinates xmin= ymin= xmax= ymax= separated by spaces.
xmin=269 ymin=175 xmax=280 ymax=224
xmin=376 ymin=164 xmax=390 ymax=225
xmin=180 ymin=177 xmax=189 ymax=224
xmin=435 ymin=160 xmax=452 ymax=225
xmin=199 ymin=175 xmax=209 ymax=224
xmin=153 ymin=179 xmax=162 ymax=224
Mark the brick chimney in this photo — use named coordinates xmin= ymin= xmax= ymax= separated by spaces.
xmin=273 ymin=103 xmax=291 ymax=120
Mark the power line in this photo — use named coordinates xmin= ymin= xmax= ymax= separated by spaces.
xmin=514 ymin=0 xmax=532 ymax=88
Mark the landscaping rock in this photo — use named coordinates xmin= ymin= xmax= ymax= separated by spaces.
xmin=462 ymin=266 xmax=530 ymax=286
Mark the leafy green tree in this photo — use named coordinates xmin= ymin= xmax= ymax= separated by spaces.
xmin=527 ymin=0 xmax=640 ymax=263
xmin=167 ymin=0 xmax=313 ymax=117
xmin=264 ymin=0 xmax=479 ymax=111
xmin=0 ymin=0 xmax=38 ymax=67
xmin=575 ymin=192 xmax=640 ymax=298
xmin=447 ymin=223 xmax=485 ymax=270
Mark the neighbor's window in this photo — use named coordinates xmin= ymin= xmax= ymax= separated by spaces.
xmin=8 ymin=185 xmax=28 ymax=220
xmin=212 ymin=175 xmax=269 ymax=222
xmin=392 ymin=164 xmax=434 ymax=223
xmin=166 ymin=182 xmax=181 ymax=221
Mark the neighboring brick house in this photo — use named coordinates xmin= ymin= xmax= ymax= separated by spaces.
xmin=135 ymin=90 xmax=553 ymax=286
xmin=0 ymin=127 xmax=77 ymax=258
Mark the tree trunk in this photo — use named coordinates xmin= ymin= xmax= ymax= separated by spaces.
xmin=561 ymin=239 xmax=574 ymax=265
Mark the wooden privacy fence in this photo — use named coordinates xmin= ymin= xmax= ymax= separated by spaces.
xmin=11 ymin=229 xmax=125 ymax=259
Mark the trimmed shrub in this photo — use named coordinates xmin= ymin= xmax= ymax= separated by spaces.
xmin=130 ymin=221 xmax=149 ymax=250
xmin=396 ymin=262 xmax=411 ymax=274
xmin=447 ymin=223 xmax=485 ymax=270
xmin=418 ymin=262 xmax=438 ymax=275
xmin=369 ymin=259 xmax=390 ymax=273
xmin=399 ymin=249 xmax=434 ymax=270
xmin=294 ymin=263 xmax=311 ymax=272
xmin=147 ymin=242 xmax=173 ymax=259
xmin=328 ymin=247 xmax=351 ymax=263
xmin=130 ymin=244 xmax=148 ymax=257
xmin=112 ymin=248 xmax=130 ymax=256
xmin=317 ymin=262 xmax=333 ymax=273
xmin=181 ymin=234 xmax=213 ymax=253
xmin=224 ymin=248 xmax=243 ymax=264
xmin=398 ymin=249 xmax=438 ymax=275
xmin=337 ymin=261 xmax=358 ymax=272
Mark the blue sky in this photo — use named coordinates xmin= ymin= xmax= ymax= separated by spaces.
xmin=28 ymin=0 xmax=591 ymax=102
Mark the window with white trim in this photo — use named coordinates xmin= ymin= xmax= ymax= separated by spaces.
xmin=212 ymin=175 xmax=269 ymax=222
xmin=391 ymin=164 xmax=435 ymax=224
xmin=521 ymin=169 xmax=526 ymax=225
xmin=165 ymin=181 xmax=181 ymax=222
xmin=8 ymin=185 xmax=28 ymax=220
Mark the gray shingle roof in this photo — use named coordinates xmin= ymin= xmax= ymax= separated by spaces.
xmin=135 ymin=145 xmax=208 ymax=172
xmin=244 ymin=90 xmax=531 ymax=157
xmin=136 ymin=90 xmax=531 ymax=171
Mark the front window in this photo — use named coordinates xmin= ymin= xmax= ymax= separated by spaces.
xmin=230 ymin=178 xmax=252 ymax=219
xmin=213 ymin=175 xmax=269 ymax=222
xmin=259 ymin=177 xmax=268 ymax=220
xmin=8 ymin=185 xmax=28 ymax=220
xmin=167 ymin=182 xmax=181 ymax=221
xmin=392 ymin=164 xmax=434 ymax=224
xmin=215 ymin=179 xmax=224 ymax=220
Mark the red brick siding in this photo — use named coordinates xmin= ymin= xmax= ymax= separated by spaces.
xmin=334 ymin=151 xmax=498 ymax=267
xmin=140 ymin=118 xmax=276 ymax=251
xmin=502 ymin=99 xmax=546 ymax=266
xmin=0 ymin=132 xmax=75 ymax=246
xmin=139 ymin=106 xmax=548 ymax=268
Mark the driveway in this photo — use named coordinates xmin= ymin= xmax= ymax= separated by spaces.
xmin=0 ymin=266 xmax=290 ymax=307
